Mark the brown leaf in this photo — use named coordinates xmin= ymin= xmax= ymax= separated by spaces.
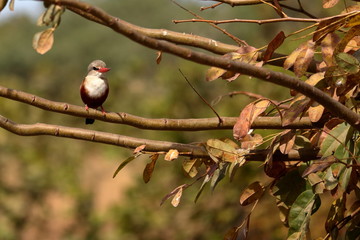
xmin=322 ymin=0 xmax=340 ymax=8
xmin=143 ymin=154 xmax=158 ymax=183
xmin=263 ymin=31 xmax=285 ymax=63
xmin=164 ymin=149 xmax=179 ymax=161
xmin=160 ymin=184 xmax=186 ymax=206
xmin=240 ymin=133 xmax=263 ymax=149
xmin=239 ymin=181 xmax=265 ymax=206
xmin=308 ymin=101 xmax=325 ymax=122
xmin=233 ymin=100 xmax=270 ymax=140
xmin=182 ymin=158 xmax=201 ymax=178
xmin=156 ymin=51 xmax=162 ymax=64
xmin=279 ymin=129 xmax=296 ymax=154
xmin=334 ymin=26 xmax=360 ymax=55
xmin=265 ymin=161 xmax=286 ymax=178
xmin=313 ymin=15 xmax=344 ymax=42
xmin=133 ymin=144 xmax=146 ymax=154
xmin=284 ymin=42 xmax=306 ymax=70
xmin=32 ymin=28 xmax=55 ymax=55
xmin=205 ymin=66 xmax=227 ymax=82
xmin=171 ymin=187 xmax=183 ymax=207
xmin=282 ymin=96 xmax=311 ymax=126
xmin=321 ymin=33 xmax=340 ymax=66
xmin=224 ymin=227 xmax=239 ymax=240
xmin=344 ymin=12 xmax=360 ymax=28
xmin=294 ymin=40 xmax=316 ymax=77
xmin=302 ymin=156 xmax=336 ymax=177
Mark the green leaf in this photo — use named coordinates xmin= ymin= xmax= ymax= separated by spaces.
xmin=335 ymin=52 xmax=360 ymax=74
xmin=194 ymin=174 xmax=211 ymax=203
xmin=320 ymin=122 xmax=350 ymax=157
xmin=270 ymin=169 xmax=309 ymax=225
xmin=288 ymin=190 xmax=317 ymax=237
xmin=210 ymin=162 xmax=228 ymax=192
xmin=113 ymin=156 xmax=136 ymax=178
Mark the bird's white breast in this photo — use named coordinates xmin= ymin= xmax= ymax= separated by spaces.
xmin=84 ymin=76 xmax=108 ymax=98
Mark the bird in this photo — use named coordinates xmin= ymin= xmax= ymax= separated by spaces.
xmin=80 ymin=60 xmax=111 ymax=124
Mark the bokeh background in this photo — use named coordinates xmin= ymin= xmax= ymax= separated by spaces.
xmin=0 ymin=1 xmax=345 ymax=239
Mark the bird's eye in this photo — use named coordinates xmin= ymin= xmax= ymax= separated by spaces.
xmin=92 ymin=67 xmax=99 ymax=71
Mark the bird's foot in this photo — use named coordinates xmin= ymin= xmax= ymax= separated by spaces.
xmin=100 ymin=106 xmax=106 ymax=116
xmin=85 ymin=105 xmax=89 ymax=111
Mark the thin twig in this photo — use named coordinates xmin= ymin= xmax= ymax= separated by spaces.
xmin=171 ymin=0 xmax=247 ymax=46
xmin=178 ymin=69 xmax=223 ymax=126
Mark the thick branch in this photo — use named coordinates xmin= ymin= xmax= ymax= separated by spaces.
xmin=44 ymin=0 xmax=360 ymax=130
xmin=0 ymin=85 xmax=318 ymax=130
xmin=0 ymin=114 xmax=208 ymax=157
xmin=61 ymin=1 xmax=318 ymax=72
xmin=0 ymin=114 xmax=320 ymax=161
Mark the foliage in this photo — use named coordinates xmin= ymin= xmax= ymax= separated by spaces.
xmin=1 ymin=0 xmax=360 ymax=239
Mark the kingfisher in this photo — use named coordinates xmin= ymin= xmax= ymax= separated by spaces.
xmin=80 ymin=60 xmax=110 ymax=124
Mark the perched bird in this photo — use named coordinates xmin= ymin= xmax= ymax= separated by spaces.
xmin=80 ymin=60 xmax=111 ymax=124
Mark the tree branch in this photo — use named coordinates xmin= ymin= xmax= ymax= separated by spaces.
xmin=43 ymin=0 xmax=360 ymax=130
xmin=206 ymin=0 xmax=286 ymax=6
xmin=56 ymin=0 xmax=318 ymax=72
xmin=0 ymin=114 xmax=320 ymax=161
xmin=0 ymin=85 xmax=318 ymax=130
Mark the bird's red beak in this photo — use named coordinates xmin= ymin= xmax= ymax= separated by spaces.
xmin=98 ymin=67 xmax=111 ymax=73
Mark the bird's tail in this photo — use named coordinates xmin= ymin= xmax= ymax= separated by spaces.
xmin=85 ymin=118 xmax=95 ymax=124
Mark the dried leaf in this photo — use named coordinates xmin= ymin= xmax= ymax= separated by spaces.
xmin=282 ymin=96 xmax=311 ymax=126
xmin=305 ymin=72 xmax=325 ymax=87
xmin=164 ymin=149 xmax=179 ymax=161
xmin=344 ymin=13 xmax=360 ymax=28
xmin=263 ymin=31 xmax=285 ymax=63
xmin=143 ymin=154 xmax=158 ymax=183
xmin=323 ymin=0 xmax=340 ymax=9
xmin=239 ymin=181 xmax=265 ymax=206
xmin=156 ymin=51 xmax=162 ymax=64
xmin=224 ymin=227 xmax=239 ymax=240
xmin=279 ymin=129 xmax=296 ymax=154
xmin=32 ymin=28 xmax=55 ymax=55
xmin=133 ymin=144 xmax=146 ymax=154
xmin=171 ymin=187 xmax=183 ymax=207
xmin=182 ymin=158 xmax=200 ymax=178
xmin=205 ymin=66 xmax=227 ymax=82
xmin=206 ymin=139 xmax=238 ymax=163
xmin=233 ymin=100 xmax=270 ymax=140
xmin=309 ymin=101 xmax=325 ymax=123
xmin=294 ymin=40 xmax=316 ymax=77
xmin=0 ymin=0 xmax=8 ymax=12
xmin=240 ymin=133 xmax=263 ymax=149
xmin=284 ymin=44 xmax=303 ymax=70
xmin=302 ymin=156 xmax=337 ymax=177
xmin=313 ymin=15 xmax=345 ymax=42
xmin=321 ymin=33 xmax=340 ymax=66
xmin=334 ymin=26 xmax=360 ymax=55
xmin=160 ymin=184 xmax=187 ymax=206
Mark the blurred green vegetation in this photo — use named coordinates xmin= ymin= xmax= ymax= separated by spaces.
xmin=0 ymin=1 xmax=341 ymax=239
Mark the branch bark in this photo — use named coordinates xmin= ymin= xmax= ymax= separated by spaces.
xmin=0 ymin=85 xmax=318 ymax=130
xmin=0 ymin=114 xmax=320 ymax=161
xmin=43 ymin=0 xmax=360 ymax=130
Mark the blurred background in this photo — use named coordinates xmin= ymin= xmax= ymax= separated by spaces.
xmin=0 ymin=1 xmax=345 ymax=239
